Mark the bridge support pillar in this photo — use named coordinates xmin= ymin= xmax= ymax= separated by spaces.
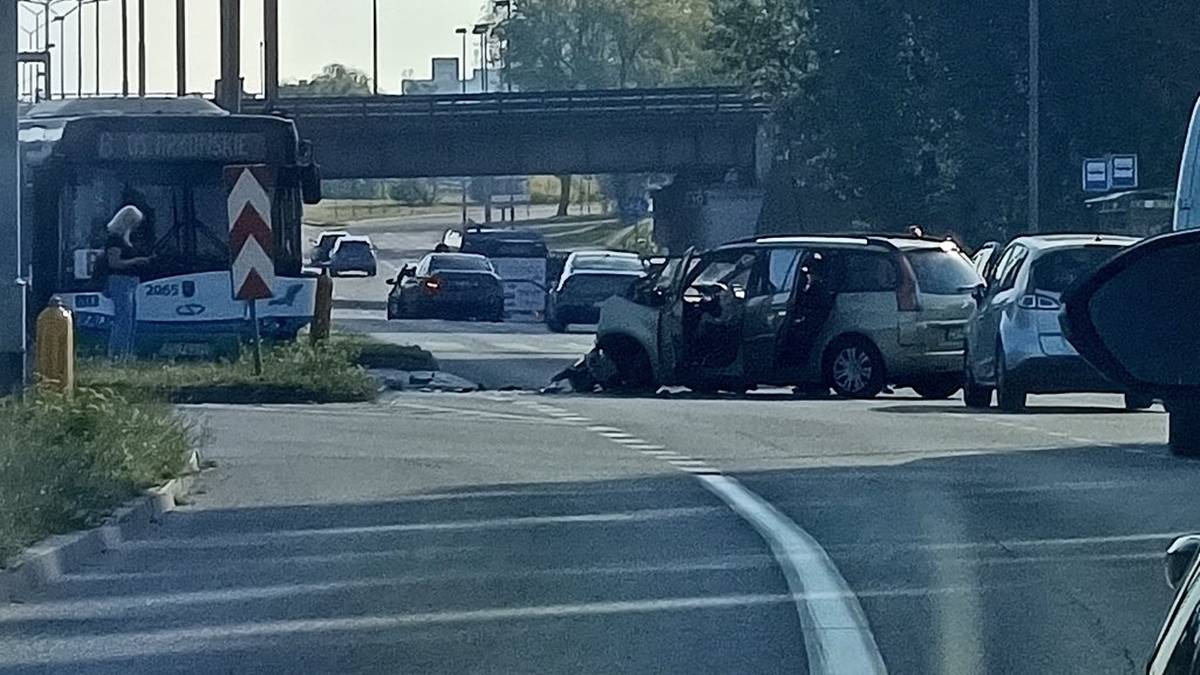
xmin=216 ymin=0 xmax=241 ymax=111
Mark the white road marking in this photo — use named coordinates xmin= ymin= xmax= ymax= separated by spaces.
xmin=538 ymin=401 xmax=887 ymax=675
xmin=697 ymin=474 xmax=887 ymax=675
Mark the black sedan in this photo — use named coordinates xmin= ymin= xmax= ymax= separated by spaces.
xmin=387 ymin=253 xmax=505 ymax=321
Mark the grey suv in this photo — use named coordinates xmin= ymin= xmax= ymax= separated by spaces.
xmin=590 ymin=234 xmax=981 ymax=397
xmin=963 ymin=234 xmax=1145 ymax=411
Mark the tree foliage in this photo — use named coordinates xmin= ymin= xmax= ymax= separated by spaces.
xmin=281 ymin=64 xmax=372 ymax=97
xmin=712 ymin=0 xmax=1200 ymax=244
xmin=506 ymin=0 xmax=719 ymax=90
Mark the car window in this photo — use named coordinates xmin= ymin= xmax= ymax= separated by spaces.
xmin=828 ymin=250 xmax=898 ymax=292
xmin=1029 ymin=247 xmax=1122 ymax=294
xmin=572 ymin=255 xmax=644 ymax=273
xmin=430 ymin=255 xmax=492 ymax=272
xmin=688 ymin=251 xmax=758 ymax=294
xmin=989 ymin=244 xmax=1027 ymax=291
xmin=905 ymin=250 xmax=981 ymax=295
xmin=765 ymin=248 xmax=804 ymax=295
xmin=415 ymin=257 xmax=431 ymax=276
xmin=335 ymin=241 xmax=371 ymax=255
xmin=997 ymin=247 xmax=1029 ymax=291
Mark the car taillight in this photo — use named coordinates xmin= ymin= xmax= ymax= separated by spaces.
xmin=422 ymin=276 xmax=441 ymax=294
xmin=1017 ymin=293 xmax=1060 ymax=310
xmin=895 ymin=255 xmax=921 ymax=312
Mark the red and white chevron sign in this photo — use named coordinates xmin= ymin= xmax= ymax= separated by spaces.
xmin=226 ymin=165 xmax=275 ymax=301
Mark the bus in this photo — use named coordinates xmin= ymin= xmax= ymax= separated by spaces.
xmin=19 ymin=97 xmax=322 ymax=357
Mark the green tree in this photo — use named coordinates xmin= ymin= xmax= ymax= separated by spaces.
xmin=505 ymin=0 xmax=720 ymax=214
xmin=281 ymin=63 xmax=372 ymax=97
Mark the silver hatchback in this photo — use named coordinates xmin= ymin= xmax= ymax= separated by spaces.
xmin=963 ymin=234 xmax=1144 ymax=411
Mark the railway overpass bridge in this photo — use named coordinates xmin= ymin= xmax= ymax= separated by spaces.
xmin=245 ymin=87 xmax=771 ymax=181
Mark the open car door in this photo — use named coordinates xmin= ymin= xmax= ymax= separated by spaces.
xmin=656 ymin=248 xmax=695 ymax=382
xmin=1062 ymin=229 xmax=1200 ymax=456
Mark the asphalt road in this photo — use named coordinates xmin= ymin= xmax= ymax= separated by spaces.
xmin=1 ymin=212 xmax=1190 ymax=673
xmin=317 ymin=207 xmax=602 ymax=390
xmin=0 ymin=390 xmax=1184 ymax=674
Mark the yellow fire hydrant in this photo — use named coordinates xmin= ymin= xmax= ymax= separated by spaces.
xmin=35 ymin=296 xmax=75 ymax=394
xmin=310 ymin=269 xmax=334 ymax=344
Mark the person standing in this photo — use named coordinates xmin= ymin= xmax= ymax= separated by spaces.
xmin=102 ymin=205 xmax=152 ymax=359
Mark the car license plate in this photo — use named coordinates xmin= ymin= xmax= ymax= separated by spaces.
xmin=945 ymin=327 xmax=965 ymax=342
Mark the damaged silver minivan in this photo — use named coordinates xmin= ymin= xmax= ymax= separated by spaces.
xmin=577 ymin=234 xmax=982 ymax=398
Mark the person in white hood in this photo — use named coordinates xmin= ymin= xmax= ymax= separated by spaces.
xmin=103 ymin=205 xmax=152 ymax=358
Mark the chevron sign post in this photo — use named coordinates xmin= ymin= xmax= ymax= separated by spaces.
xmin=226 ymin=165 xmax=275 ymax=375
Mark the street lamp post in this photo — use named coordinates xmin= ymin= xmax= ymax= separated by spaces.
xmin=1027 ymin=0 xmax=1040 ymax=234
xmin=473 ymin=23 xmax=490 ymax=94
xmin=136 ymin=0 xmax=144 ymax=96
xmin=93 ymin=0 xmax=99 ymax=95
xmin=371 ymin=0 xmax=378 ymax=95
xmin=119 ymin=0 xmax=127 ymax=96
xmin=494 ymin=0 xmax=512 ymax=92
xmin=455 ymin=27 xmax=467 ymax=93
xmin=53 ymin=14 xmax=64 ymax=98
xmin=456 ymin=27 xmax=469 ymax=224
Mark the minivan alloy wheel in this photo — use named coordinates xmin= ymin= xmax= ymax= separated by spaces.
xmin=833 ymin=346 xmax=873 ymax=394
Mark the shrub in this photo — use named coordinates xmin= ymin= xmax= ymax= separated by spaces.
xmin=0 ymin=387 xmax=199 ymax=563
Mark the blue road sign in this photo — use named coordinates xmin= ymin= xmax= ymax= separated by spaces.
xmin=1083 ymin=158 xmax=1110 ymax=192
xmin=1110 ymin=154 xmax=1138 ymax=189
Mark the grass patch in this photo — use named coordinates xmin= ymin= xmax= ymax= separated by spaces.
xmin=0 ymin=387 xmax=199 ymax=564
xmin=333 ymin=334 xmax=439 ymax=371
xmin=77 ymin=341 xmax=378 ymax=404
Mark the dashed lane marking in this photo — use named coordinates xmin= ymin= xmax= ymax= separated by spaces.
xmin=529 ymin=400 xmax=887 ymax=675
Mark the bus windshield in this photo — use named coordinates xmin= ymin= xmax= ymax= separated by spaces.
xmin=62 ymin=169 xmax=229 ymax=280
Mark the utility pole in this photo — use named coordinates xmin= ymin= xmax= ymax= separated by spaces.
xmin=76 ymin=0 xmax=82 ymax=98
xmin=54 ymin=15 xmax=64 ymax=98
xmin=217 ymin=0 xmax=240 ymax=111
xmin=136 ymin=0 xmax=144 ymax=96
xmin=175 ymin=0 xmax=186 ymax=96
xmin=263 ymin=0 xmax=277 ymax=105
xmin=371 ymin=0 xmax=378 ymax=95
xmin=1 ymin=0 xmax=28 ymax=393
xmin=93 ymin=0 xmax=99 ymax=95
xmin=264 ymin=0 xmax=277 ymax=105
xmin=120 ymin=0 xmax=127 ymax=96
xmin=1028 ymin=0 xmax=1040 ymax=233
xmin=456 ymin=27 xmax=467 ymax=93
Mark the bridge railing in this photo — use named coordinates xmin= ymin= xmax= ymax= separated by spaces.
xmin=244 ymin=87 xmax=767 ymax=118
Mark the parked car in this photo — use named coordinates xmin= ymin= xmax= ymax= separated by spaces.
xmin=311 ymin=230 xmax=348 ymax=266
xmin=387 ymin=252 xmax=504 ymax=321
xmin=583 ymin=233 xmax=981 ymax=397
xmin=963 ymin=234 xmax=1145 ymax=411
xmin=327 ymin=235 xmax=378 ymax=277
xmin=547 ymin=251 xmax=646 ymax=332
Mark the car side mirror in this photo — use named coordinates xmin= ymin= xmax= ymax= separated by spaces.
xmin=970 ymin=283 xmax=986 ymax=304
xmin=385 ymin=277 xmax=397 ymax=285
xmin=1166 ymin=535 xmax=1200 ymax=590
xmin=1062 ymin=230 xmax=1200 ymax=456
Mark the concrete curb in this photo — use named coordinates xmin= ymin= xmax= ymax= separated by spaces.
xmin=0 ymin=450 xmax=202 ymax=605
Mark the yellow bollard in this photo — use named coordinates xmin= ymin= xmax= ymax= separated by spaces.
xmin=310 ymin=269 xmax=334 ymax=344
xmin=35 ymin=296 xmax=75 ymax=394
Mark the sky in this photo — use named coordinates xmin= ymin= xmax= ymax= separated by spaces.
xmin=19 ymin=0 xmax=488 ymax=97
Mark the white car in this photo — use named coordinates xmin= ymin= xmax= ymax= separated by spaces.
xmin=963 ymin=234 xmax=1143 ymax=411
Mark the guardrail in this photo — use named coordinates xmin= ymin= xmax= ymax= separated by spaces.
xmin=243 ymin=87 xmax=768 ymax=119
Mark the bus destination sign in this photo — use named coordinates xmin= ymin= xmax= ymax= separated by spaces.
xmin=97 ymin=132 xmax=267 ymax=163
